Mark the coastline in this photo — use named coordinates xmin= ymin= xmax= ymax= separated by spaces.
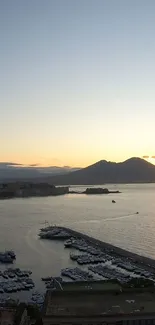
xmin=0 ymin=186 xmax=120 ymax=200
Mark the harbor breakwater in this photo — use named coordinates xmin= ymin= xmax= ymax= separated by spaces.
xmin=51 ymin=226 xmax=155 ymax=271
xmin=39 ymin=225 xmax=155 ymax=290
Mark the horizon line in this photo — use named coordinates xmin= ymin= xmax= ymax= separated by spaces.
xmin=0 ymin=156 xmax=154 ymax=168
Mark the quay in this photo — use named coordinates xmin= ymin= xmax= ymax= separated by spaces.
xmin=40 ymin=225 xmax=155 ymax=271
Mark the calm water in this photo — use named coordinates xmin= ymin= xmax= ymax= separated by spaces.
xmin=0 ymin=184 xmax=155 ymax=297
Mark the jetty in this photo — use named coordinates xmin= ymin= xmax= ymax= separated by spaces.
xmin=39 ymin=225 xmax=155 ymax=294
xmin=39 ymin=226 xmax=155 ymax=269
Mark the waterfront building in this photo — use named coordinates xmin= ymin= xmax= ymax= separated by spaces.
xmin=42 ymin=287 xmax=155 ymax=325
xmin=0 ymin=304 xmax=30 ymax=325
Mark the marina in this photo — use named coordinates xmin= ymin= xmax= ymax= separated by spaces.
xmin=61 ymin=267 xmax=93 ymax=281
xmin=39 ymin=225 xmax=155 ymax=269
xmin=39 ymin=226 xmax=155 ymax=290
xmin=0 ymin=185 xmax=155 ymax=307
xmin=0 ymin=250 xmax=16 ymax=264
xmin=0 ymin=267 xmax=45 ymax=309
xmin=0 ymin=291 xmax=45 ymax=309
xmin=0 ymin=268 xmax=34 ymax=293
xmin=1 ymin=221 xmax=155 ymax=308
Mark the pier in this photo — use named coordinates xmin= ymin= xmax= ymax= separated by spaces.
xmin=39 ymin=225 xmax=155 ymax=293
xmin=39 ymin=225 xmax=155 ymax=270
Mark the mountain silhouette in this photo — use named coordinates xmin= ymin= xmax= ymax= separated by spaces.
xmin=48 ymin=157 xmax=155 ymax=185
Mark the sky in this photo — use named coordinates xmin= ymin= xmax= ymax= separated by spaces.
xmin=1 ymin=0 xmax=155 ymax=167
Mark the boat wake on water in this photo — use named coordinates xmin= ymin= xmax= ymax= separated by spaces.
xmin=103 ymin=212 xmax=140 ymax=222
xmin=25 ymin=227 xmax=45 ymax=257
xmin=69 ymin=212 xmax=140 ymax=225
xmin=26 ymin=226 xmax=62 ymax=259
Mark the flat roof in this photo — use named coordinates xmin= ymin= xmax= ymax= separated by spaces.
xmin=53 ymin=280 xmax=121 ymax=292
xmin=0 ymin=308 xmax=15 ymax=324
xmin=43 ymin=290 xmax=155 ymax=318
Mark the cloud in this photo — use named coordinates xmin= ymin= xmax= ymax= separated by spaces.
xmin=142 ymin=155 xmax=149 ymax=159
xmin=0 ymin=162 xmax=41 ymax=168
xmin=151 ymin=156 xmax=155 ymax=159
xmin=28 ymin=163 xmax=40 ymax=167
xmin=0 ymin=162 xmax=23 ymax=166
xmin=0 ymin=162 xmax=24 ymax=168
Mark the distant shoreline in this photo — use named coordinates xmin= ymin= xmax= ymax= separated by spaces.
xmin=0 ymin=185 xmax=120 ymax=200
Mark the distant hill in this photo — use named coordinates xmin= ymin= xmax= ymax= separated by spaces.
xmin=0 ymin=163 xmax=80 ymax=181
xmin=48 ymin=158 xmax=155 ymax=185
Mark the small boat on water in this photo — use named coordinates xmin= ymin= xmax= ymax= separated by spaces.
xmin=64 ymin=239 xmax=72 ymax=247
xmin=6 ymin=250 xmax=16 ymax=259
xmin=112 ymin=200 xmax=116 ymax=203
xmin=41 ymin=276 xmax=51 ymax=281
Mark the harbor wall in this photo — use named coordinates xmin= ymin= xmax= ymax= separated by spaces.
xmin=60 ymin=227 xmax=155 ymax=270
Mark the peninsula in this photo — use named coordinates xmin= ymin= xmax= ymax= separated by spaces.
xmin=0 ymin=183 xmax=69 ymax=199
xmin=0 ymin=183 xmax=120 ymax=199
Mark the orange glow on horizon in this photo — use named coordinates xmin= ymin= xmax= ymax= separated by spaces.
xmin=146 ymin=158 xmax=155 ymax=165
xmin=1 ymin=154 xmax=155 ymax=168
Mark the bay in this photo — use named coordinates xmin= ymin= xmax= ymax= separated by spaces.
xmin=0 ymin=183 xmax=155 ymax=298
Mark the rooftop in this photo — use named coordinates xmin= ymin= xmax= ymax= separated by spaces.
xmin=0 ymin=307 xmax=16 ymax=325
xmin=51 ymin=280 xmax=122 ymax=292
xmin=43 ymin=290 xmax=155 ymax=318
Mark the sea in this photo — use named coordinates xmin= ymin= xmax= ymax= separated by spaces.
xmin=0 ymin=183 xmax=155 ymax=300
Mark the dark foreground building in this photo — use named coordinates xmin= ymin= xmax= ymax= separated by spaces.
xmin=42 ymin=282 xmax=155 ymax=325
xmin=0 ymin=304 xmax=30 ymax=324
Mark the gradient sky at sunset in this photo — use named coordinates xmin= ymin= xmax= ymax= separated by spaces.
xmin=1 ymin=0 xmax=155 ymax=167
